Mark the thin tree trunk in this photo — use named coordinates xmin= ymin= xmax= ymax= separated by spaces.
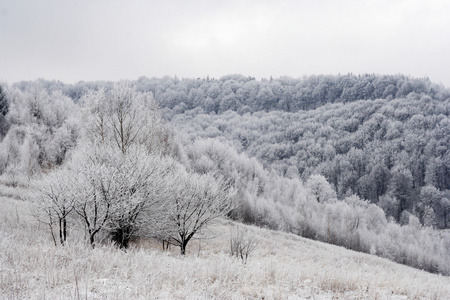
xmin=63 ymin=216 xmax=67 ymax=244
xmin=49 ymin=223 xmax=57 ymax=246
xmin=89 ymin=231 xmax=96 ymax=248
xmin=59 ymin=218 xmax=64 ymax=245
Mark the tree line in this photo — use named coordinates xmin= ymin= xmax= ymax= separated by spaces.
xmin=11 ymin=74 xmax=450 ymax=115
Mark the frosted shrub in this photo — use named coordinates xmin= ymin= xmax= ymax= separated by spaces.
xmin=230 ymin=225 xmax=259 ymax=264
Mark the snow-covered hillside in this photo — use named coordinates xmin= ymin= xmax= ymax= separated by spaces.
xmin=1 ymin=188 xmax=449 ymax=299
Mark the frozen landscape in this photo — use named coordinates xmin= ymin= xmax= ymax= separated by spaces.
xmin=1 ymin=188 xmax=449 ymax=299
xmin=1 ymin=1 xmax=450 ymax=299
xmin=0 ymin=76 xmax=449 ymax=299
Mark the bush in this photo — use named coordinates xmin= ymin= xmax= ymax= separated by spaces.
xmin=230 ymin=225 xmax=259 ymax=264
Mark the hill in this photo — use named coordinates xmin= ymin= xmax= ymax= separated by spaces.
xmin=0 ymin=76 xmax=449 ymax=278
xmin=1 ymin=189 xmax=449 ymax=299
xmin=170 ymin=95 xmax=450 ymax=228
xmin=13 ymin=75 xmax=447 ymax=229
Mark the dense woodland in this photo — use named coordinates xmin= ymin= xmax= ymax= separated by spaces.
xmin=172 ymin=96 xmax=450 ymax=228
xmin=0 ymin=74 xmax=449 ymax=275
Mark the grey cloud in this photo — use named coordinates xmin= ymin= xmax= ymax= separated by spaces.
xmin=0 ymin=0 xmax=449 ymax=87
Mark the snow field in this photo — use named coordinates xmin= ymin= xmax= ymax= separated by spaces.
xmin=1 ymin=194 xmax=449 ymax=299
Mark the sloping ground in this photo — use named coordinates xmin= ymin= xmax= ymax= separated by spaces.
xmin=1 ymin=189 xmax=449 ymax=299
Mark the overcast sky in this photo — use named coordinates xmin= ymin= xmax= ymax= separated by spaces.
xmin=1 ymin=0 xmax=450 ymax=87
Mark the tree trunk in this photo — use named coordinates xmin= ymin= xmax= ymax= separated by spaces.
xmin=49 ymin=223 xmax=57 ymax=246
xmin=63 ymin=216 xmax=67 ymax=244
xmin=59 ymin=218 xmax=64 ymax=246
xmin=111 ymin=226 xmax=133 ymax=249
xmin=180 ymin=241 xmax=187 ymax=255
xmin=444 ymin=210 xmax=448 ymax=228
xmin=89 ymin=232 xmax=96 ymax=248
xmin=162 ymin=240 xmax=170 ymax=251
xmin=180 ymin=233 xmax=194 ymax=255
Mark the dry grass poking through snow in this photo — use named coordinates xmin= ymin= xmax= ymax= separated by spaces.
xmin=1 ymin=191 xmax=450 ymax=299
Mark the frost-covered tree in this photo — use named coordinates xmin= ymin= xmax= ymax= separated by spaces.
xmin=0 ymin=84 xmax=80 ymax=182
xmin=81 ymin=81 xmax=178 ymax=157
xmin=422 ymin=205 xmax=436 ymax=228
xmin=30 ymin=167 xmax=75 ymax=246
xmin=104 ymin=146 xmax=177 ymax=248
xmin=68 ymin=146 xmax=115 ymax=247
xmin=0 ymin=84 xmax=9 ymax=137
xmin=229 ymin=225 xmax=259 ymax=264
xmin=81 ymin=87 xmax=109 ymax=144
xmin=388 ymin=167 xmax=415 ymax=221
xmin=64 ymin=144 xmax=177 ymax=248
xmin=417 ymin=186 xmax=442 ymax=227
xmin=306 ymin=174 xmax=337 ymax=203
xmin=441 ymin=197 xmax=450 ymax=228
xmin=163 ymin=165 xmax=235 ymax=255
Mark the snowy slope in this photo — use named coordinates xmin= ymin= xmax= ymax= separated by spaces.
xmin=1 ymin=191 xmax=449 ymax=299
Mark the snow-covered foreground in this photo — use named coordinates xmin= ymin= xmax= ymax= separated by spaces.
xmin=1 ymin=192 xmax=449 ymax=299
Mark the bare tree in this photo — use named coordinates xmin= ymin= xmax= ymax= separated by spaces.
xmin=59 ymin=143 xmax=177 ymax=248
xmin=81 ymin=87 xmax=108 ymax=144
xmin=104 ymin=146 xmax=177 ymax=248
xmin=81 ymin=82 xmax=177 ymax=156
xmin=76 ymin=83 xmax=182 ymax=248
xmin=163 ymin=166 xmax=235 ymax=255
xmin=70 ymin=147 xmax=115 ymax=248
xmin=30 ymin=167 xmax=75 ymax=246
xmin=108 ymin=82 xmax=143 ymax=153
xmin=230 ymin=225 xmax=259 ymax=264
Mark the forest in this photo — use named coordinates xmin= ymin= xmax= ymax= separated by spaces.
xmin=0 ymin=74 xmax=449 ymax=276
